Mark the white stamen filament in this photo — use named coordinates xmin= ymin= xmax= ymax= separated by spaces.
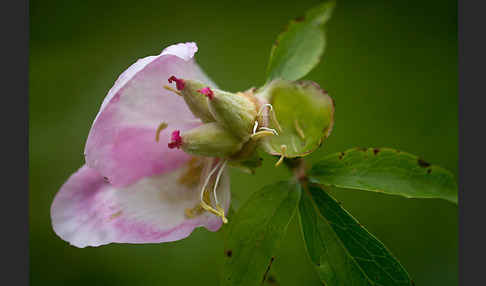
xmin=259 ymin=127 xmax=279 ymax=136
xmin=213 ymin=160 xmax=227 ymax=206
xmin=257 ymin=103 xmax=273 ymax=116
xmin=197 ymin=160 xmax=228 ymax=223
xmin=253 ymin=121 xmax=259 ymax=134
xmin=253 ymin=103 xmax=280 ymax=137
xmin=200 ymin=161 xmax=222 ymax=203
xmin=252 ymin=103 xmax=278 ymax=138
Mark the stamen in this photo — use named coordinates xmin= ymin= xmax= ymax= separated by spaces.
xmin=163 ymin=85 xmax=183 ymax=96
xmin=213 ymin=160 xmax=228 ymax=206
xmin=168 ymin=76 xmax=185 ymax=90
xmin=252 ymin=121 xmax=259 ymax=134
xmin=275 ymin=145 xmax=287 ymax=167
xmin=216 ymin=205 xmax=228 ymax=224
xmin=200 ymin=202 xmax=228 ymax=223
xmin=294 ymin=119 xmax=305 ymax=140
xmin=257 ymin=103 xmax=274 ymax=116
xmin=197 ymin=86 xmax=214 ymax=100
xmin=168 ymin=130 xmax=183 ymax=149
xmin=259 ymin=127 xmax=279 ymax=136
xmin=178 ymin=157 xmax=204 ymax=187
xmin=201 ymin=162 xmax=221 ymax=206
xmin=257 ymin=103 xmax=283 ymax=133
xmin=185 ymin=205 xmax=204 ymax=218
xmin=155 ymin=122 xmax=168 ymax=142
xmin=253 ymin=104 xmax=279 ymax=139
xmin=199 ymin=161 xmax=222 ymax=204
xmin=250 ymin=130 xmax=275 ymax=140
xmin=198 ymin=161 xmax=228 ymax=223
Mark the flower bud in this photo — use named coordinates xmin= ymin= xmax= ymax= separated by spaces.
xmin=168 ymin=76 xmax=215 ymax=123
xmin=169 ymin=122 xmax=244 ymax=158
xmin=205 ymin=88 xmax=259 ymax=140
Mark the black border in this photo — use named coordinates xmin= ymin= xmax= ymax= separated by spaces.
xmin=459 ymin=1 xmax=485 ymax=285
xmin=3 ymin=0 xmax=29 ymax=285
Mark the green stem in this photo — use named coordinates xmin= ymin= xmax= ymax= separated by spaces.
xmin=283 ymin=157 xmax=308 ymax=183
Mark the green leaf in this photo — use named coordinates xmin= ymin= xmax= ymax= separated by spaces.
xmin=256 ymin=79 xmax=334 ymax=158
xmin=299 ymin=183 xmax=413 ymax=286
xmin=221 ymin=181 xmax=301 ymax=286
xmin=266 ymin=1 xmax=335 ymax=81
xmin=309 ymin=147 xmax=458 ymax=203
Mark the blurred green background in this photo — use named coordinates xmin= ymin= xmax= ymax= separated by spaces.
xmin=30 ymin=0 xmax=457 ymax=285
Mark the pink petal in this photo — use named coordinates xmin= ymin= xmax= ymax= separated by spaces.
xmin=85 ymin=42 xmax=217 ymax=187
xmin=51 ymin=163 xmax=230 ymax=248
xmin=161 ymin=42 xmax=198 ymax=61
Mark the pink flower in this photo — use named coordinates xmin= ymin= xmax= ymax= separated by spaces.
xmin=51 ymin=42 xmax=231 ymax=248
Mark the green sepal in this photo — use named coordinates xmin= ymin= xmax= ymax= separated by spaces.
xmin=256 ymin=79 xmax=334 ymax=158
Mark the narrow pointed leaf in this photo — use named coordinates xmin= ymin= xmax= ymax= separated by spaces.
xmin=299 ymin=183 xmax=413 ymax=286
xmin=310 ymin=147 xmax=458 ymax=203
xmin=266 ymin=1 xmax=335 ymax=81
xmin=222 ymin=181 xmax=301 ymax=286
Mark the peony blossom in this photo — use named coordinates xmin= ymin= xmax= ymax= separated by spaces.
xmin=51 ymin=43 xmax=231 ymax=248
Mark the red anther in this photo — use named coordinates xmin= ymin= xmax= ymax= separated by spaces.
xmin=168 ymin=76 xmax=185 ymax=91
xmin=197 ymin=86 xmax=214 ymax=100
xmin=168 ymin=130 xmax=183 ymax=149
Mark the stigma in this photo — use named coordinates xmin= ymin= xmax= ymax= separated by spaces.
xmin=168 ymin=76 xmax=185 ymax=90
xmin=197 ymin=86 xmax=214 ymax=100
xmin=168 ymin=130 xmax=183 ymax=149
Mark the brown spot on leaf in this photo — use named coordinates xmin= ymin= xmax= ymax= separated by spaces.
xmin=373 ymin=148 xmax=380 ymax=155
xmin=295 ymin=15 xmax=305 ymax=22
xmin=225 ymin=250 xmax=232 ymax=257
xmin=267 ymin=275 xmax=279 ymax=285
xmin=338 ymin=152 xmax=345 ymax=160
xmin=418 ymin=158 xmax=431 ymax=168
xmin=427 ymin=169 xmax=432 ymax=174
xmin=280 ymin=23 xmax=290 ymax=34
